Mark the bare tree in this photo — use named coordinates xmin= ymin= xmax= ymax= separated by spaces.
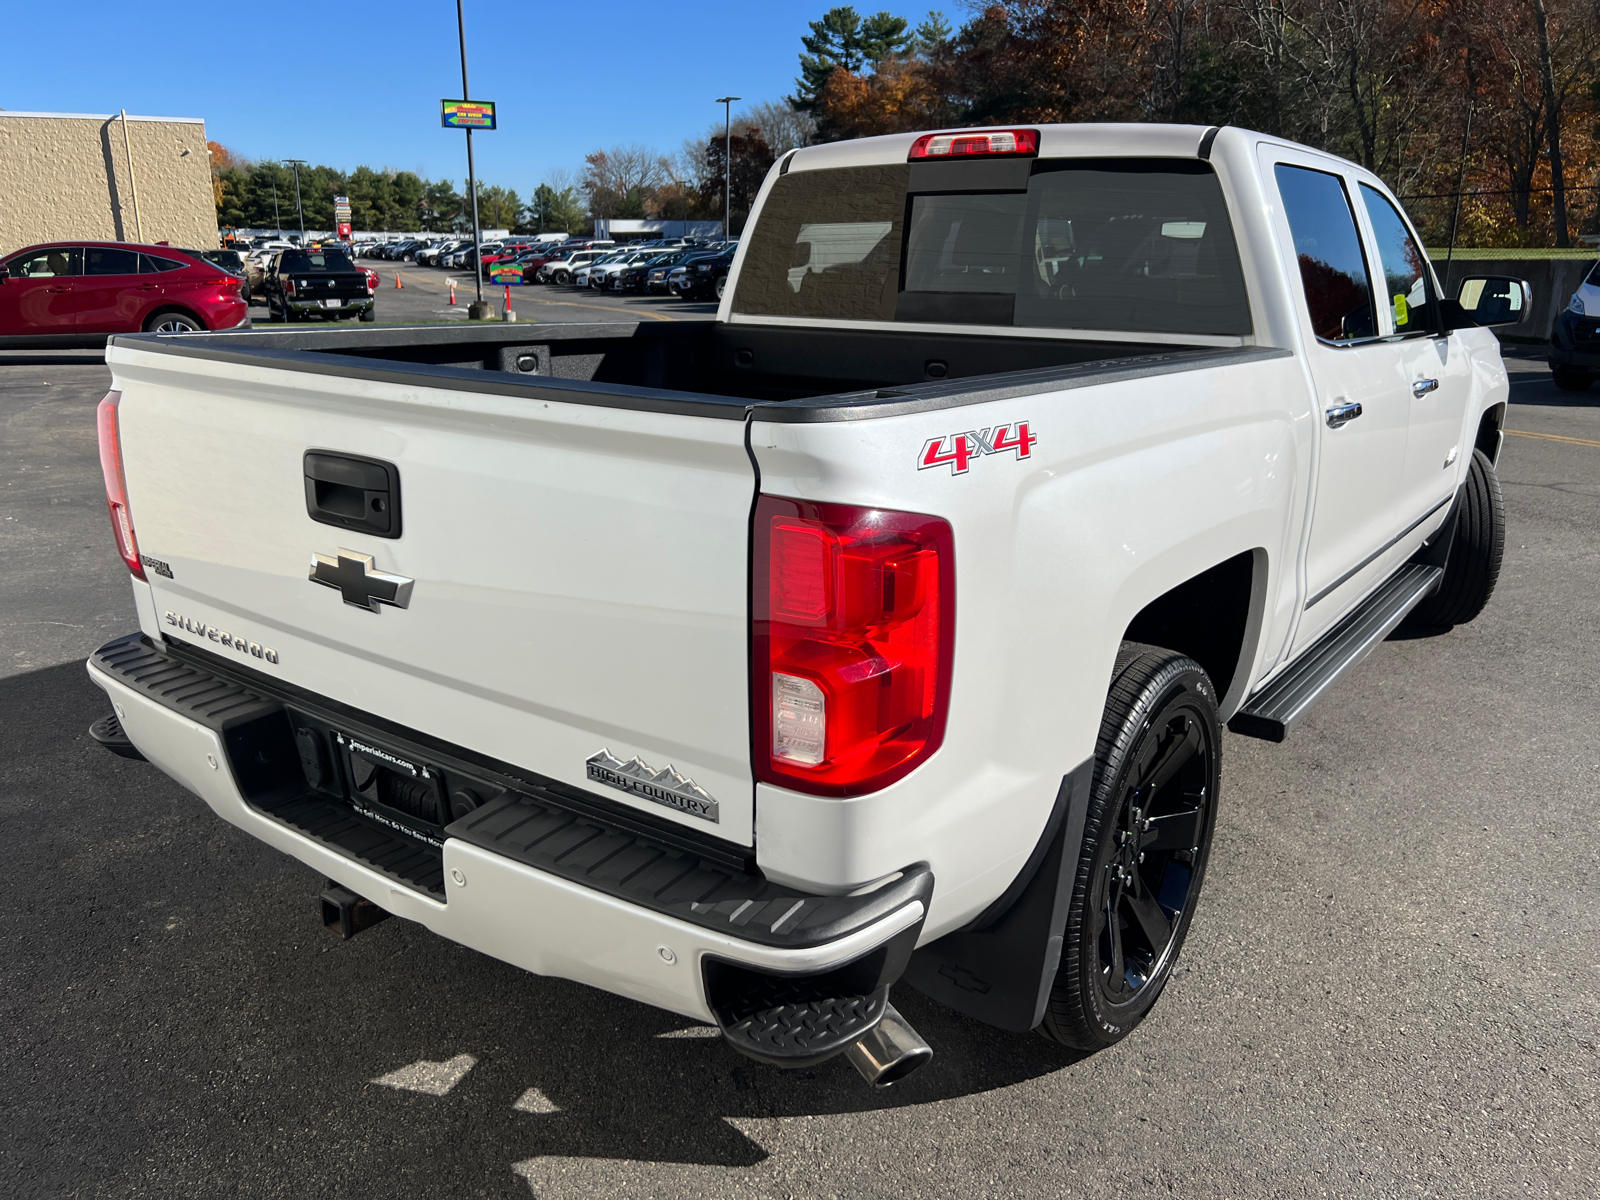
xmin=735 ymin=100 xmax=819 ymax=154
xmin=582 ymin=144 xmax=672 ymax=217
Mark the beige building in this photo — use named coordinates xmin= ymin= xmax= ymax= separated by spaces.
xmin=0 ymin=110 xmax=217 ymax=255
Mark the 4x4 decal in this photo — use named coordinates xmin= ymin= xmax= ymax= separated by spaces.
xmin=918 ymin=421 xmax=1037 ymax=475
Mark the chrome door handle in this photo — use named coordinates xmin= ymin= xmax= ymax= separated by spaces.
xmin=1325 ymin=401 xmax=1363 ymax=428
xmin=1412 ymin=378 xmax=1439 ymax=397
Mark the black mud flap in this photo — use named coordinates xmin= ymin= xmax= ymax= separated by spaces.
xmin=902 ymin=759 xmax=1094 ymax=1031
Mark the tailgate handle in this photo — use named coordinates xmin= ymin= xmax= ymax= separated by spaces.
xmin=303 ymin=452 xmax=401 ymax=539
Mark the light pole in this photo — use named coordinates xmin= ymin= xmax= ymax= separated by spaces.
xmin=285 ymin=159 xmax=308 ymax=241
xmin=457 ymin=0 xmax=487 ymax=316
xmin=271 ymin=180 xmax=281 ymax=238
xmin=715 ymin=96 xmax=740 ymax=241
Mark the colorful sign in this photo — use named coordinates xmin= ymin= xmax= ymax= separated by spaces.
xmin=337 ymin=222 xmax=352 ymax=239
xmin=442 ymin=100 xmax=496 ymax=130
xmin=487 ymin=262 xmax=524 ymax=285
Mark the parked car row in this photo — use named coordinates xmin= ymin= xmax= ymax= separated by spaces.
xmin=501 ymin=239 xmax=740 ymax=300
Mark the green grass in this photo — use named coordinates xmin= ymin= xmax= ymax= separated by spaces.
xmin=1426 ymin=247 xmax=1597 ymax=260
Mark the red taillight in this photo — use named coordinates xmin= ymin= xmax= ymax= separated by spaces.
xmin=908 ymin=128 xmax=1039 ymax=160
xmin=365 ymin=270 xmax=377 ymax=292
xmin=96 ymin=390 xmax=145 ymax=580
xmin=753 ymin=496 xmax=954 ymax=796
xmin=284 ymin=278 xmax=297 ymax=296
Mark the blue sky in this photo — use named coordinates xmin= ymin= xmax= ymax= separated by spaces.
xmin=3 ymin=0 xmax=856 ymax=196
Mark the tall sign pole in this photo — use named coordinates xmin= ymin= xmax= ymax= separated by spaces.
xmin=715 ymin=96 xmax=740 ymax=241
xmin=457 ymin=0 xmax=485 ymax=315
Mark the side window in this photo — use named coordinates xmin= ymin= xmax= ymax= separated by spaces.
xmin=83 ymin=247 xmax=141 ymax=276
xmin=11 ymin=247 xmax=82 ymax=277
xmin=139 ymin=254 xmax=186 ymax=273
xmin=1360 ymin=185 xmax=1434 ymax=336
xmin=1274 ymin=165 xmax=1376 ymax=343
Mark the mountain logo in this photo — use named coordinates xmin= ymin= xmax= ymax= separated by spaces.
xmin=585 ymin=749 xmax=720 ymax=823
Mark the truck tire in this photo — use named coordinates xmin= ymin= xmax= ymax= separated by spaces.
xmin=1407 ymin=448 xmax=1504 ymax=628
xmin=1039 ymin=643 xmax=1220 ymax=1052
xmin=554 ymin=270 xmax=571 ymax=285
xmin=1551 ymin=366 xmax=1593 ymax=392
xmin=359 ymin=307 xmax=376 ymax=322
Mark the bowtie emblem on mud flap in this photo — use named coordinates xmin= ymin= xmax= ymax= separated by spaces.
xmin=309 ymin=549 xmax=415 ymax=613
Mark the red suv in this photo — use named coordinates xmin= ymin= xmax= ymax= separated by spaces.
xmin=0 ymin=241 xmax=250 ymax=346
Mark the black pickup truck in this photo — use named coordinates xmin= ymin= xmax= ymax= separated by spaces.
xmin=264 ymin=249 xmax=375 ymax=323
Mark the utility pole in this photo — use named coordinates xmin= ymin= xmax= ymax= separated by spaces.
xmin=285 ymin=159 xmax=308 ymax=241
xmin=118 ymin=111 xmax=144 ymax=243
xmin=715 ymin=96 xmax=741 ymax=242
xmin=271 ymin=180 xmax=281 ymax=239
xmin=458 ymin=0 xmax=487 ymax=316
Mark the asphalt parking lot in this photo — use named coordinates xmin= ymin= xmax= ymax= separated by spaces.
xmin=255 ymin=262 xmax=718 ymax=327
xmin=1 ymin=347 xmax=1596 ymax=1198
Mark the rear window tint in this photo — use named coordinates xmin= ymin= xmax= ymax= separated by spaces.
xmin=139 ymin=254 xmax=187 ymax=273
xmin=282 ymin=251 xmax=355 ymax=272
xmin=734 ymin=158 xmax=1252 ymax=336
xmin=733 ymin=164 xmax=908 ymax=322
xmin=85 ymin=247 xmax=141 ymax=275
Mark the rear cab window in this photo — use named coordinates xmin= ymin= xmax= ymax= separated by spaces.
xmin=1273 ymin=165 xmax=1377 ymax=344
xmin=281 ymin=251 xmax=356 ymax=272
xmin=733 ymin=157 xmax=1252 ymax=337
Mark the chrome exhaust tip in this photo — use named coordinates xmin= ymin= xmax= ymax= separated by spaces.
xmin=843 ymin=1002 xmax=933 ymax=1088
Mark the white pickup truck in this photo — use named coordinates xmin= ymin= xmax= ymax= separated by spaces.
xmin=88 ymin=124 xmax=1525 ymax=1088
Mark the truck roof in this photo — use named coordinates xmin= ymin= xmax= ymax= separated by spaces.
xmin=783 ymin=122 xmax=1356 ymax=177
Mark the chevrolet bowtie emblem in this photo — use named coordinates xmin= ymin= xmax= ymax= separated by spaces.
xmin=309 ymin=549 xmax=414 ymax=612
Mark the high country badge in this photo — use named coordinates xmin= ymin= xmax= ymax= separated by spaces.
xmin=585 ymin=749 xmax=719 ymax=823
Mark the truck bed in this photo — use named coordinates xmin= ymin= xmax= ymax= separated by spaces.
xmin=118 ymin=320 xmax=1278 ymax=420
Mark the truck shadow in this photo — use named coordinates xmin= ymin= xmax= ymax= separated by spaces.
xmin=4 ymin=659 xmax=1089 ymax=1186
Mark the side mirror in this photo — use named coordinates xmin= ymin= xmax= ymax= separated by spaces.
xmin=0 ymin=263 xmax=9 ymax=282
xmin=1451 ymin=275 xmax=1532 ymax=328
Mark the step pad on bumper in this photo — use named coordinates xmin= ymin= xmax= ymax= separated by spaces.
xmin=451 ymin=795 xmax=931 ymax=949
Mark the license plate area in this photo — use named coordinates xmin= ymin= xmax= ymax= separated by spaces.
xmin=289 ymin=713 xmax=505 ymax=850
xmin=336 ymin=731 xmax=446 ymax=844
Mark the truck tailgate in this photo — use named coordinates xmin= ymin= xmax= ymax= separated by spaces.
xmin=108 ymin=343 xmax=758 ymax=844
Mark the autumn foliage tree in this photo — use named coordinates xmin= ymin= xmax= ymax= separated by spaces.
xmin=800 ymin=0 xmax=1600 ymax=245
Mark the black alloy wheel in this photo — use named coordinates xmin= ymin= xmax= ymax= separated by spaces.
xmin=1040 ymin=643 xmax=1220 ymax=1051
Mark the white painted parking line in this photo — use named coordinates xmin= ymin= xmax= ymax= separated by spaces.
xmin=511 ymin=1087 xmax=560 ymax=1113
xmin=370 ymin=1053 xmax=477 ymax=1095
